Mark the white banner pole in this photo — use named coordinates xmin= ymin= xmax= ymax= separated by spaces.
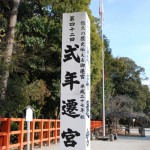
xmin=27 ymin=121 xmax=30 ymax=150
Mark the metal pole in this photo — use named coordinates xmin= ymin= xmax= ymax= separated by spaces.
xmin=100 ymin=0 xmax=105 ymax=137
xmin=102 ymin=29 xmax=105 ymax=137
xmin=27 ymin=121 xmax=30 ymax=150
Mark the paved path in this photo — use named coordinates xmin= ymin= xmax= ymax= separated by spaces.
xmin=35 ymin=128 xmax=150 ymax=150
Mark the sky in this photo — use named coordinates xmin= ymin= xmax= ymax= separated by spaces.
xmin=90 ymin=0 xmax=150 ymax=86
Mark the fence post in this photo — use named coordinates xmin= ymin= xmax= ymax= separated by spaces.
xmin=5 ymin=118 xmax=11 ymax=149
xmin=47 ymin=120 xmax=50 ymax=146
xmin=39 ymin=119 xmax=43 ymax=148
xmin=18 ymin=118 xmax=24 ymax=150
xmin=31 ymin=119 xmax=35 ymax=150
xmin=54 ymin=120 xmax=57 ymax=144
xmin=0 ymin=118 xmax=5 ymax=148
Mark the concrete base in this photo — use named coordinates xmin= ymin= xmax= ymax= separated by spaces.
xmin=110 ymin=134 xmax=114 ymax=141
xmin=96 ymin=136 xmax=110 ymax=141
xmin=95 ymin=133 xmax=118 ymax=141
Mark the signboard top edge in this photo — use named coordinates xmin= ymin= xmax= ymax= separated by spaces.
xmin=63 ymin=12 xmax=90 ymax=24
xmin=63 ymin=11 xmax=89 ymax=17
xmin=63 ymin=11 xmax=87 ymax=14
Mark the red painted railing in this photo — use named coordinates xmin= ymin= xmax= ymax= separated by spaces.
xmin=91 ymin=120 xmax=103 ymax=131
xmin=0 ymin=118 xmax=102 ymax=150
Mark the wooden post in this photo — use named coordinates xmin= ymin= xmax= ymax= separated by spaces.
xmin=54 ymin=120 xmax=57 ymax=144
xmin=47 ymin=120 xmax=50 ymax=146
xmin=43 ymin=120 xmax=49 ymax=146
xmin=31 ymin=119 xmax=35 ymax=150
xmin=18 ymin=118 xmax=24 ymax=150
xmin=6 ymin=118 xmax=11 ymax=149
xmin=39 ymin=119 xmax=43 ymax=148
xmin=0 ymin=118 xmax=5 ymax=148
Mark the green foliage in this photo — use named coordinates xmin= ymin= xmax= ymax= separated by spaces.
xmin=110 ymin=57 xmax=149 ymax=111
xmin=108 ymin=95 xmax=134 ymax=116
xmin=0 ymin=74 xmax=50 ymax=117
xmin=42 ymin=79 xmax=60 ymax=118
xmin=0 ymin=0 xmax=149 ymax=120
xmin=91 ymin=34 xmax=114 ymax=119
xmin=0 ymin=76 xmax=28 ymax=116
xmin=0 ymin=0 xmax=97 ymax=117
xmin=25 ymin=79 xmax=50 ymax=103
xmin=25 ymin=79 xmax=51 ymax=118
xmin=90 ymin=17 xmax=102 ymax=90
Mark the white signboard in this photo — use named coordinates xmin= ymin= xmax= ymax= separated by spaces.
xmin=61 ymin=12 xmax=90 ymax=150
xmin=26 ymin=106 xmax=33 ymax=121
xmin=25 ymin=106 xmax=34 ymax=150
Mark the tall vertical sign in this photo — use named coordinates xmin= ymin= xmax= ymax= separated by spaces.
xmin=61 ymin=12 xmax=90 ymax=150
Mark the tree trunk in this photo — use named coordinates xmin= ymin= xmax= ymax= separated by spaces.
xmin=0 ymin=0 xmax=20 ymax=100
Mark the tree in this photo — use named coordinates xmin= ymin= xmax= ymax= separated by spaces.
xmin=91 ymin=35 xmax=114 ymax=119
xmin=0 ymin=0 xmax=149 ymax=120
xmin=110 ymin=57 xmax=149 ymax=111
xmin=1 ymin=0 xmax=104 ymax=117
xmin=107 ymin=95 xmax=134 ymax=129
xmin=0 ymin=0 xmax=21 ymax=100
xmin=108 ymin=95 xmax=134 ymax=118
xmin=15 ymin=0 xmax=94 ymax=117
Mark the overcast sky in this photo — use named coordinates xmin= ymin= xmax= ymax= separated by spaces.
xmin=90 ymin=0 xmax=150 ymax=85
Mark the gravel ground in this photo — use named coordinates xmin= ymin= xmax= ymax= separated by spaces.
xmin=35 ymin=128 xmax=150 ymax=150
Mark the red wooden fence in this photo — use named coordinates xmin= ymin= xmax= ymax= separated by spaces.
xmin=0 ymin=118 xmax=102 ymax=150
